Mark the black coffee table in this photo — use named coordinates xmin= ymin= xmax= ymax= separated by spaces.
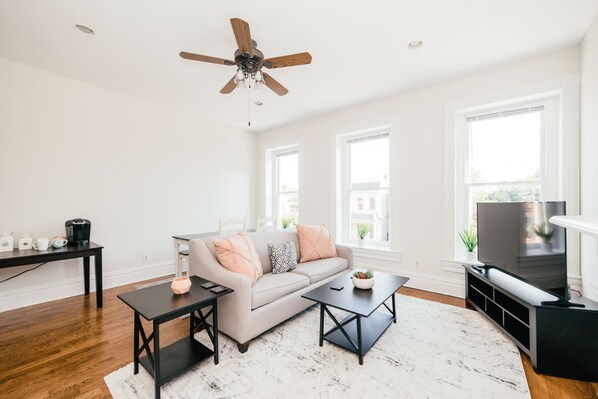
xmin=302 ymin=271 xmax=409 ymax=365
xmin=118 ymin=276 xmax=233 ymax=399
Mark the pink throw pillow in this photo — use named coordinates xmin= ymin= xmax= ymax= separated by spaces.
xmin=296 ymin=224 xmax=337 ymax=263
xmin=214 ymin=232 xmax=263 ymax=285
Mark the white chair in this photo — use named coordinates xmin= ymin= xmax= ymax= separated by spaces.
xmin=257 ymin=216 xmax=277 ymax=231
xmin=177 ymin=247 xmax=189 ymax=276
xmin=219 ymin=217 xmax=247 ymax=235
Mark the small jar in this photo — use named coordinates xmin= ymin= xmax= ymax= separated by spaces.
xmin=18 ymin=233 xmax=33 ymax=251
xmin=0 ymin=231 xmax=14 ymax=252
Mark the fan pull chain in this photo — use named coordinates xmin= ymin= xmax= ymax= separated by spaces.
xmin=248 ymin=79 xmax=252 ymax=127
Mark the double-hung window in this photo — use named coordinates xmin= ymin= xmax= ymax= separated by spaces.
xmin=453 ymin=96 xmax=560 ymax=258
xmin=339 ymin=128 xmax=390 ymax=245
xmin=271 ymin=147 xmax=299 ymax=225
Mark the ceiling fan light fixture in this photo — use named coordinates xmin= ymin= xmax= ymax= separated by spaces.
xmin=75 ymin=24 xmax=95 ymax=35
xmin=408 ymin=40 xmax=423 ymax=49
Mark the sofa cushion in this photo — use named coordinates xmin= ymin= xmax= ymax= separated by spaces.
xmin=296 ymin=224 xmax=337 ymax=263
xmin=213 ymin=232 xmax=263 ymax=285
xmin=290 ymin=257 xmax=348 ymax=284
xmin=251 ymin=272 xmax=310 ymax=310
xmin=243 ymin=229 xmax=300 ymax=274
xmin=268 ymin=240 xmax=298 ymax=274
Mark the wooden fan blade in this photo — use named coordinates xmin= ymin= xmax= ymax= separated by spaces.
xmin=263 ymin=72 xmax=288 ymax=96
xmin=220 ymin=75 xmax=237 ymax=94
xmin=263 ymin=52 xmax=312 ymax=69
xmin=230 ymin=18 xmax=254 ymax=57
xmin=179 ymin=51 xmax=236 ymax=66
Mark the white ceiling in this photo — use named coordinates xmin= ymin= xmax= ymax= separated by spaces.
xmin=1 ymin=0 xmax=597 ymax=132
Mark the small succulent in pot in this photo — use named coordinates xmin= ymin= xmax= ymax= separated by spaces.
xmin=352 ymin=270 xmax=375 ymax=289
xmin=356 ymin=224 xmax=370 ymax=240
xmin=458 ymin=228 xmax=478 ymax=253
xmin=352 ymin=270 xmax=374 ymax=279
xmin=281 ymin=217 xmax=294 ymax=229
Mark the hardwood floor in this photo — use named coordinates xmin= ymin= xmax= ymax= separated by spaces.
xmin=0 ymin=281 xmax=596 ymax=398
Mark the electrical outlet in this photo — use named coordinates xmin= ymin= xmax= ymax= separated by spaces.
xmin=142 ymin=254 xmax=149 ymax=263
xmin=415 ymin=260 xmax=420 ymax=268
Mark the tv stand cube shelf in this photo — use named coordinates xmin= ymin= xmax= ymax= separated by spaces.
xmin=464 ymin=264 xmax=598 ymax=381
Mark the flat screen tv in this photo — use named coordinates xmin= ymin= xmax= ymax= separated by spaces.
xmin=476 ymin=201 xmax=582 ymax=307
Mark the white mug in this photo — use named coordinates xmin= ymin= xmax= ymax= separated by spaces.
xmin=33 ymin=237 xmax=51 ymax=251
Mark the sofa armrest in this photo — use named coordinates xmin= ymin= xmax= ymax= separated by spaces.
xmin=188 ymin=238 xmax=252 ymax=344
xmin=335 ymin=244 xmax=353 ymax=270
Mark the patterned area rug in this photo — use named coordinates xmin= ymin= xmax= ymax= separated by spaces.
xmin=104 ymin=295 xmax=530 ymax=399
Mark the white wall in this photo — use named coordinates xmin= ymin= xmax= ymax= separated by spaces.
xmin=580 ymin=15 xmax=598 ymax=301
xmin=0 ymin=58 xmax=256 ymax=312
xmin=256 ymin=47 xmax=580 ymax=297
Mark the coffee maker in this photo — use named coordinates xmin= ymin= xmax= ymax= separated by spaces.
xmin=65 ymin=219 xmax=91 ymax=246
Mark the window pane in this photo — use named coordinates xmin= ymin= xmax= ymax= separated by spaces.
xmin=349 ymin=189 xmax=389 ymax=241
xmin=278 ymin=192 xmax=298 ymax=224
xmin=350 ymin=137 xmax=389 ymax=188
xmin=469 ymin=112 xmax=541 ymax=184
xmin=467 ymin=183 xmax=541 ymax=227
xmin=277 ymin=153 xmax=298 ymax=192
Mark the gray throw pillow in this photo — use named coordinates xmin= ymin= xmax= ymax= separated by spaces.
xmin=268 ymin=241 xmax=297 ymax=274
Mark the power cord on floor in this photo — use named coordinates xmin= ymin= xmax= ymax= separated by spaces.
xmin=0 ymin=262 xmax=47 ymax=283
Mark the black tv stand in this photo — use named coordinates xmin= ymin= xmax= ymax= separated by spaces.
xmin=540 ymin=299 xmax=585 ymax=308
xmin=464 ymin=264 xmax=598 ymax=381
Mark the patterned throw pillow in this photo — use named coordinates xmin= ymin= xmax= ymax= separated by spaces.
xmin=268 ymin=241 xmax=297 ymax=274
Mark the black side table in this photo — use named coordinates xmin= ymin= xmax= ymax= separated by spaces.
xmin=118 ymin=276 xmax=233 ymax=399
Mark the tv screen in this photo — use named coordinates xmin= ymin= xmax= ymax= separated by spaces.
xmin=477 ymin=201 xmax=568 ymax=300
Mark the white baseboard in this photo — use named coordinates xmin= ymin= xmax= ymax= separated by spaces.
xmin=0 ymin=261 xmax=175 ymax=313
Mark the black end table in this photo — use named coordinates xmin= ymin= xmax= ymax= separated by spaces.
xmin=118 ymin=276 xmax=233 ymax=399
xmin=0 ymin=242 xmax=104 ymax=308
xmin=302 ymin=271 xmax=409 ymax=365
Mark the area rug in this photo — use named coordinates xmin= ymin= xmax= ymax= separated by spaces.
xmin=104 ymin=295 xmax=530 ymax=399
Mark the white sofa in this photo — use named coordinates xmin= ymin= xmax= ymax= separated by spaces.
xmin=189 ymin=228 xmax=353 ymax=352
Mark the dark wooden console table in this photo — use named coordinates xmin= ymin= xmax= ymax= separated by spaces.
xmin=0 ymin=242 xmax=104 ymax=308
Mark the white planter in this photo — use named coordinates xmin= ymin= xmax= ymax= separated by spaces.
xmin=352 ymin=276 xmax=375 ymax=289
xmin=358 ymin=239 xmax=365 ymax=247
xmin=465 ymin=251 xmax=478 ymax=263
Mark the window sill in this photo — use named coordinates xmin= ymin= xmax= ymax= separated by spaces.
xmin=340 ymin=242 xmax=401 ymax=262
xmin=442 ymin=258 xmax=484 ymax=274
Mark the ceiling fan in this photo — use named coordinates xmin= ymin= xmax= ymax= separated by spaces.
xmin=180 ymin=18 xmax=312 ymax=96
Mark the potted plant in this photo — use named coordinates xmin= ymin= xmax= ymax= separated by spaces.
xmin=352 ymin=270 xmax=375 ymax=289
xmin=281 ymin=216 xmax=294 ymax=229
xmin=356 ymin=224 xmax=370 ymax=247
xmin=458 ymin=228 xmax=478 ymax=262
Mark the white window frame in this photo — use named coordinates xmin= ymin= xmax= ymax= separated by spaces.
xmin=443 ymin=75 xmax=580 ymax=276
xmin=456 ymin=99 xmax=559 ymax=236
xmin=338 ymin=126 xmax=391 ymax=247
xmin=266 ymin=145 xmax=300 ymax=225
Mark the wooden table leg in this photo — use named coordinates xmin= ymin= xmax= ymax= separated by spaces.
xmin=319 ymin=304 xmax=325 ymax=347
xmin=154 ymin=320 xmax=161 ymax=399
xmin=83 ymin=257 xmax=90 ymax=295
xmin=213 ymin=300 xmax=219 ymax=365
xmin=94 ymin=250 xmax=103 ymax=308
xmin=134 ymin=312 xmax=140 ymax=374
xmin=356 ymin=315 xmax=363 ymax=365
